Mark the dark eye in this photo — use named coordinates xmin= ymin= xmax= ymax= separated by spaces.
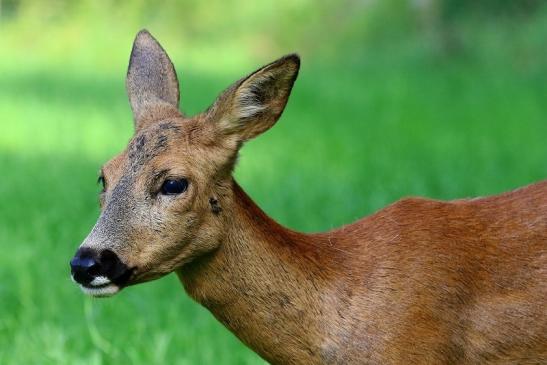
xmin=97 ymin=175 xmax=106 ymax=192
xmin=161 ymin=179 xmax=188 ymax=195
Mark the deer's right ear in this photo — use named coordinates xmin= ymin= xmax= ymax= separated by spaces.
xmin=126 ymin=30 xmax=181 ymax=131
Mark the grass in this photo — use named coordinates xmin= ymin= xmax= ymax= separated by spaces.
xmin=1 ymin=9 xmax=546 ymax=365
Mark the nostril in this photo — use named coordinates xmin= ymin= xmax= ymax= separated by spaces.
xmin=99 ymin=249 xmax=131 ymax=285
xmin=100 ymin=249 xmax=119 ymax=267
xmin=87 ymin=262 xmax=101 ymax=276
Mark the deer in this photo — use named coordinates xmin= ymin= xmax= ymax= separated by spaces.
xmin=70 ymin=29 xmax=547 ymax=364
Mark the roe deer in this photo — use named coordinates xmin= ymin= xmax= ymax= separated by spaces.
xmin=70 ymin=30 xmax=547 ymax=364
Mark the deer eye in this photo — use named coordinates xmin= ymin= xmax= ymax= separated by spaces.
xmin=161 ymin=179 xmax=188 ymax=195
xmin=97 ymin=175 xmax=106 ymax=192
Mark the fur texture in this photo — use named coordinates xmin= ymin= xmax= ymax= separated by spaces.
xmin=74 ymin=30 xmax=547 ymax=364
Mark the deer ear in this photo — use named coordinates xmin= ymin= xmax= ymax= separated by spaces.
xmin=126 ymin=30 xmax=181 ymax=130
xmin=209 ymin=54 xmax=300 ymax=142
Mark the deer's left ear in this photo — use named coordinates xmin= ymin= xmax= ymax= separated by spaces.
xmin=209 ymin=54 xmax=300 ymax=142
xmin=126 ymin=30 xmax=181 ymax=130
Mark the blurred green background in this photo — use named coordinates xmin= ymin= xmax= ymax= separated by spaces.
xmin=0 ymin=0 xmax=546 ymax=364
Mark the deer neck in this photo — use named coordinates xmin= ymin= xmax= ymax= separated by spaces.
xmin=177 ymin=181 xmax=339 ymax=363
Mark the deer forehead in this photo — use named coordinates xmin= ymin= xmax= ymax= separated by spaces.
xmin=104 ymin=117 xmax=224 ymax=189
xmin=126 ymin=120 xmax=185 ymax=172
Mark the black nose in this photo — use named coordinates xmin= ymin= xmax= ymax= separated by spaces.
xmin=70 ymin=248 xmax=130 ymax=286
xmin=70 ymin=248 xmax=100 ymax=285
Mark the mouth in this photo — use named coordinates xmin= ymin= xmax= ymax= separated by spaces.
xmin=73 ymin=275 xmax=122 ymax=297
xmin=80 ymin=283 xmax=120 ymax=297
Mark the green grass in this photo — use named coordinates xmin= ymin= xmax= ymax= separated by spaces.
xmin=1 ymin=7 xmax=546 ymax=364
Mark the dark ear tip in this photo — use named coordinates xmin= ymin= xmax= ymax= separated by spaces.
xmin=285 ymin=53 xmax=300 ymax=63
xmin=282 ymin=53 xmax=300 ymax=69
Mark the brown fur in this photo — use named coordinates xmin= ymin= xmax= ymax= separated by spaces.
xmin=75 ymin=30 xmax=547 ymax=364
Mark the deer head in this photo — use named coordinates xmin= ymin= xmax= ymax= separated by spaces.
xmin=70 ymin=30 xmax=300 ymax=297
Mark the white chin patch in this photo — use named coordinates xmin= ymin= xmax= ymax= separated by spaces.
xmin=80 ymin=284 xmax=120 ymax=297
xmin=90 ymin=276 xmax=111 ymax=286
